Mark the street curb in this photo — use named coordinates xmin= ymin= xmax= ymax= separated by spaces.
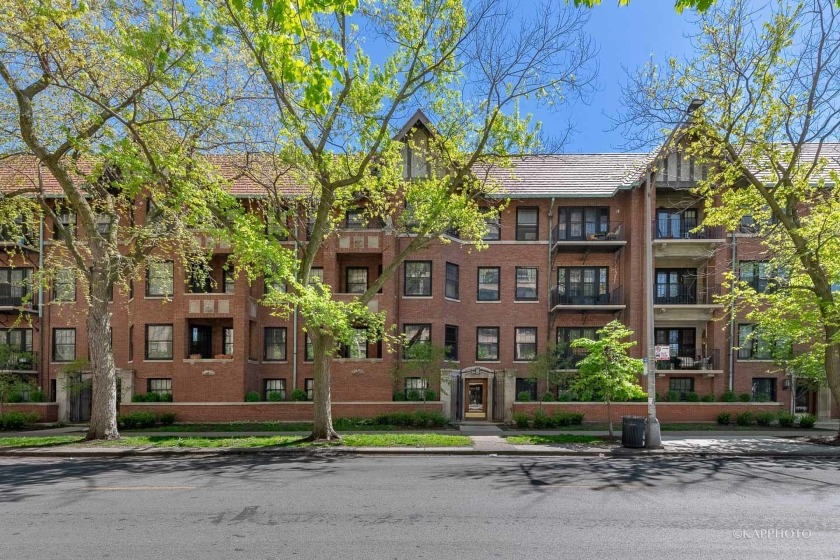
xmin=2 ymin=446 xmax=840 ymax=459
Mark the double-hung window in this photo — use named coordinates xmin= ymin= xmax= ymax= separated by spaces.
xmin=403 ymin=324 xmax=431 ymax=359
xmin=477 ymin=267 xmax=500 ymax=301
xmin=444 ymin=325 xmax=459 ymax=361
xmin=264 ymin=327 xmax=287 ymax=361
xmin=404 ymin=261 xmax=432 ymax=296
xmin=445 ymin=262 xmax=460 ymax=300
xmin=515 ymin=267 xmax=538 ymax=301
xmin=476 ymin=327 xmax=500 ymax=361
xmin=346 ymin=267 xmax=368 ymax=294
xmin=146 ymin=261 xmax=174 ymax=297
xmin=516 ymin=208 xmax=539 ymax=241
xmin=145 ymin=325 xmax=173 ymax=360
xmin=52 ymin=328 xmax=76 ymax=362
xmin=54 ymin=268 xmax=76 ymax=302
xmin=514 ymin=327 xmax=537 ymax=361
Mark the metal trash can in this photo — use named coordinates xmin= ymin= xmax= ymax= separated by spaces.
xmin=621 ymin=416 xmax=646 ymax=448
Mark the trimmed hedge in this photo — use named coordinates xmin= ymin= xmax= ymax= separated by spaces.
xmin=511 ymin=411 xmax=585 ymax=429
xmin=118 ymin=411 xmax=178 ymax=429
xmin=371 ymin=411 xmax=447 ymax=428
xmin=0 ymin=411 xmax=40 ymax=430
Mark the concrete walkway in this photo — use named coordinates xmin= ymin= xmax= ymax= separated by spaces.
xmin=2 ymin=432 xmax=840 ymax=458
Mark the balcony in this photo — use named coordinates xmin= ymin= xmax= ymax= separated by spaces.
xmin=551 ymin=222 xmax=626 ymax=254
xmin=655 ymin=348 xmax=722 ymax=375
xmin=653 ymin=285 xmax=725 ymax=321
xmin=550 ymin=286 xmax=625 ymax=312
xmin=185 ymin=293 xmax=235 ymax=316
xmin=653 ymin=221 xmax=726 ymax=260
xmin=336 ymin=230 xmax=385 ymax=253
xmin=0 ymin=285 xmax=36 ymax=313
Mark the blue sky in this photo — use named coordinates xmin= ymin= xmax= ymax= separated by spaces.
xmin=534 ymin=2 xmax=696 ymax=153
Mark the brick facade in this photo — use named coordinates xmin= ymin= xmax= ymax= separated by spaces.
xmin=1 ymin=139 xmax=837 ymax=424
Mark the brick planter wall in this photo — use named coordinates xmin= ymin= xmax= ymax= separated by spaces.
xmin=0 ymin=403 xmax=59 ymax=423
xmin=120 ymin=401 xmax=444 ymax=423
xmin=511 ymin=402 xmax=784 ymax=423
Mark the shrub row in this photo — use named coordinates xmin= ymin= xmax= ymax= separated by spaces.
xmin=0 ymin=411 xmax=40 ymax=430
xmin=716 ymin=411 xmax=817 ymax=428
xmin=393 ymin=389 xmax=437 ymax=402
xmin=370 ymin=411 xmax=447 ymax=428
xmin=512 ymin=410 xmax=585 ymax=429
xmin=118 ymin=411 xmax=177 ymax=429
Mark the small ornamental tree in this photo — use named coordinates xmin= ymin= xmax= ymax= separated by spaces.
xmin=570 ymin=321 xmax=645 ymax=438
xmin=527 ymin=345 xmax=568 ymax=407
xmin=393 ymin=343 xmax=451 ymax=408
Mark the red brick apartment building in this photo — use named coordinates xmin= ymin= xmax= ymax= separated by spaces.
xmin=1 ymin=125 xmax=838 ymax=424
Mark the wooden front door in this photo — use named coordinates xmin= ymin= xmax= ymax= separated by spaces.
xmin=464 ymin=379 xmax=488 ymax=419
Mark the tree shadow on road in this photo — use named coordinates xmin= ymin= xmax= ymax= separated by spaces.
xmin=0 ymin=453 xmax=349 ymax=504
xmin=426 ymin=456 xmax=840 ymax=497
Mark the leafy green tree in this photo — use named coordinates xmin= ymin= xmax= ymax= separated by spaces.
xmin=217 ymin=0 xmax=597 ymax=440
xmin=571 ymin=321 xmax=645 ymax=438
xmin=571 ymin=0 xmax=717 ymax=12
xmin=0 ymin=0 xmax=229 ymax=439
xmin=616 ymin=0 xmax=840 ymax=438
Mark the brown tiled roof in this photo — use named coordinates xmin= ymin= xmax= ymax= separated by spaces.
xmin=481 ymin=153 xmax=650 ymax=198
xmin=2 ymin=143 xmax=838 ymax=200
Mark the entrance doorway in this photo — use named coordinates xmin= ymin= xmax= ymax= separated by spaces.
xmin=464 ymin=379 xmax=488 ymax=419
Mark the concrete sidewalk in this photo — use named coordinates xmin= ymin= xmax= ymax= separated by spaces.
xmin=2 ymin=433 xmax=839 ymax=458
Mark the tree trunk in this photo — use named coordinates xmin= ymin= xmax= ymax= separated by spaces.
xmin=606 ymin=398 xmax=614 ymax=439
xmin=824 ymin=336 xmax=840 ymax=440
xmin=309 ymin=331 xmax=339 ymax=441
xmin=86 ymin=266 xmax=119 ymax=440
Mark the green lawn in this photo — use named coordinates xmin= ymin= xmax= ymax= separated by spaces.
xmin=124 ymin=420 xmax=454 ymax=433
xmin=510 ymin=422 xmax=815 ymax=432
xmin=340 ymin=433 xmax=470 ymax=447
xmin=0 ymin=433 xmax=471 ymax=450
xmin=0 ymin=436 xmax=85 ymax=448
xmin=505 ymin=434 xmax=610 ymax=446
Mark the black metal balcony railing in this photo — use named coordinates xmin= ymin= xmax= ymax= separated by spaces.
xmin=550 ymin=286 xmax=624 ymax=307
xmin=0 ymin=284 xmax=32 ymax=308
xmin=656 ymin=348 xmax=720 ymax=370
xmin=654 ymin=284 xmax=721 ymax=305
xmin=0 ymin=351 xmax=37 ymax=371
xmin=654 ymin=221 xmax=724 ymax=240
xmin=551 ymin=222 xmax=624 ymax=243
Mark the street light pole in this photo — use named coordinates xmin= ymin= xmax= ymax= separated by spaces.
xmin=645 ymin=170 xmax=662 ymax=448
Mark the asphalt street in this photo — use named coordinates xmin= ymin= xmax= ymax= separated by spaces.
xmin=1 ymin=454 xmax=838 ymax=559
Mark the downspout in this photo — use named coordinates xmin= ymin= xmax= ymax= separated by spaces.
xmin=728 ymin=232 xmax=737 ymax=392
xmin=547 ymin=198 xmax=555 ymax=345
xmin=37 ymin=163 xmax=46 ymax=394
xmin=292 ymin=222 xmax=299 ymax=389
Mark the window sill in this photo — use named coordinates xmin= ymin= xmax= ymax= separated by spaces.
xmin=183 ymin=358 xmax=233 ymax=364
xmin=513 ymin=360 xmax=536 ymax=363
xmin=144 ymin=296 xmax=173 ymax=300
xmin=262 ymin=360 xmax=289 ymax=364
xmin=333 ymin=358 xmax=383 ymax=363
xmin=402 ymin=295 xmax=433 ymax=300
xmin=476 ymin=300 xmax=501 ymax=303
xmin=183 ymin=292 xmax=236 ymax=296
xmin=444 ymin=297 xmax=460 ymax=303
xmin=513 ymin=300 xmax=539 ymax=304
xmin=476 ymin=360 xmax=501 ymax=363
xmin=736 ymin=359 xmax=777 ymax=363
xmin=144 ymin=359 xmax=174 ymax=363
